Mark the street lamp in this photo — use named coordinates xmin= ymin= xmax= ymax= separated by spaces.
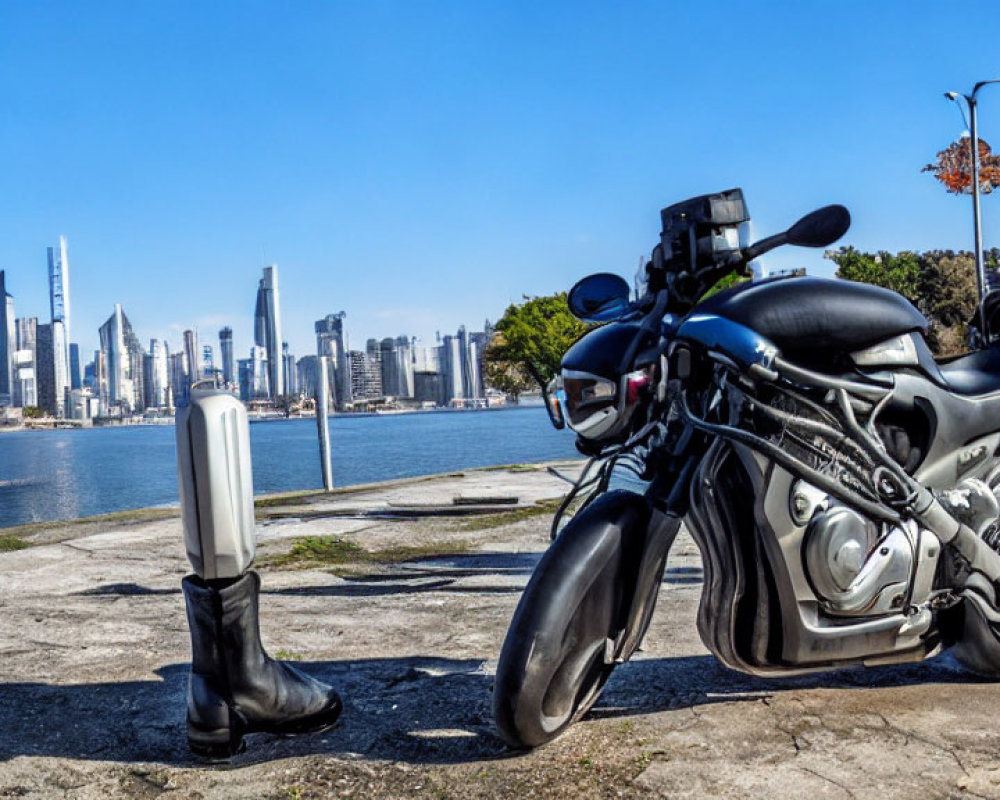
xmin=945 ymin=80 xmax=1000 ymax=338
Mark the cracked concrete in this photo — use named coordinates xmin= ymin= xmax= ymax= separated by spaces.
xmin=3 ymin=461 xmax=1000 ymax=798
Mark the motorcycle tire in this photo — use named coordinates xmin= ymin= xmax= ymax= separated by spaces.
xmin=493 ymin=490 xmax=651 ymax=749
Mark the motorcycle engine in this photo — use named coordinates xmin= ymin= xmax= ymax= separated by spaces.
xmin=801 ymin=496 xmax=914 ymax=616
xmin=800 ymin=478 xmax=1000 ymax=616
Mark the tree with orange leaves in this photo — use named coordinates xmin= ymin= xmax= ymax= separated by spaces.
xmin=923 ymin=137 xmax=1000 ymax=194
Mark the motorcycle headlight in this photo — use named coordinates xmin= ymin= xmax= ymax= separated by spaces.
xmin=562 ymin=368 xmax=652 ymax=441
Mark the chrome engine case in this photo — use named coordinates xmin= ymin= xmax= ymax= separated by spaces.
xmin=685 ymin=439 xmax=941 ymax=676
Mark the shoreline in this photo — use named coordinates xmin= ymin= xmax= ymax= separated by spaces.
xmin=0 ymin=399 xmax=545 ymax=433
xmin=0 ymin=458 xmax=581 ymax=540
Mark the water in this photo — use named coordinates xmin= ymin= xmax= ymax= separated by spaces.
xmin=0 ymin=407 xmax=579 ymax=527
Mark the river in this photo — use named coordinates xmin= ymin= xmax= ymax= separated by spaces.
xmin=0 ymin=406 xmax=579 ymax=527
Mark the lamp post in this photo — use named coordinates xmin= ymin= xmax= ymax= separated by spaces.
xmin=945 ymin=80 xmax=1000 ymax=335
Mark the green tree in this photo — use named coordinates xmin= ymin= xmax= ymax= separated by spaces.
xmin=484 ymin=294 xmax=590 ymax=392
xmin=825 ymin=247 xmax=921 ymax=303
xmin=916 ymin=250 xmax=977 ymax=356
xmin=482 ymin=333 xmax=535 ymax=403
xmin=700 ymin=272 xmax=748 ymax=299
xmin=22 ymin=406 xmax=43 ymax=419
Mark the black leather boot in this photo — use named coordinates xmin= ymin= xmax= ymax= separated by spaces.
xmin=181 ymin=571 xmax=343 ymax=758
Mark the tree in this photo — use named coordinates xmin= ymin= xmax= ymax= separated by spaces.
xmin=700 ymin=272 xmax=748 ymax=298
xmin=484 ymin=294 xmax=591 ymax=394
xmin=922 ymin=137 xmax=1000 ymax=194
xmin=825 ymin=247 xmax=921 ymax=302
xmin=482 ymin=333 xmax=535 ymax=403
xmin=916 ymin=250 xmax=977 ymax=356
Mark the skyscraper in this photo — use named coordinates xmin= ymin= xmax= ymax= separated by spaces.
xmin=146 ymin=339 xmax=169 ymax=408
xmin=282 ymin=342 xmax=297 ymax=395
xmin=36 ymin=324 xmax=55 ymax=414
xmin=296 ymin=355 xmax=319 ymax=400
xmin=380 ymin=337 xmax=398 ymax=397
xmin=254 ymin=265 xmax=283 ymax=400
xmin=14 ymin=317 xmax=37 ymax=408
xmin=0 ymin=272 xmax=14 ymax=406
xmin=47 ymin=237 xmax=71 ymax=417
xmin=395 ymin=335 xmax=414 ymax=398
xmin=183 ymin=329 xmax=201 ymax=385
xmin=99 ymin=304 xmax=144 ymax=413
xmin=315 ymin=313 xmax=350 ymax=409
xmin=219 ymin=327 xmax=235 ymax=386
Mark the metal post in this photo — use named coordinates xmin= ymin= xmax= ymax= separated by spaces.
xmin=316 ymin=356 xmax=334 ymax=490
xmin=946 ymin=80 xmax=1000 ymax=341
xmin=970 ymin=96 xmax=987 ymax=310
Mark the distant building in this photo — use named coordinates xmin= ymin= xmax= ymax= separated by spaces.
xmin=238 ymin=345 xmax=270 ymax=403
xmin=414 ymin=371 xmax=443 ymax=405
xmin=47 ymin=237 xmax=71 ymax=417
xmin=349 ymin=350 xmax=381 ymax=401
xmin=14 ymin=317 xmax=37 ymax=408
xmin=315 ymin=313 xmax=350 ymax=409
xmin=254 ymin=265 xmax=283 ymax=400
xmin=282 ymin=342 xmax=297 ymax=395
xmin=297 ymin=355 xmax=319 ymax=401
xmin=145 ymin=339 xmax=169 ymax=408
xmin=0 ymin=271 xmax=14 ymax=406
xmin=435 ymin=324 xmax=491 ymax=407
xmin=183 ymin=329 xmax=200 ymax=387
xmin=99 ymin=304 xmax=145 ymax=414
xmin=380 ymin=337 xmax=398 ymax=397
xmin=219 ymin=327 xmax=235 ymax=386
xmin=168 ymin=351 xmax=187 ymax=405
xmin=35 ymin=324 xmax=55 ymax=414
xmin=69 ymin=342 xmax=82 ymax=390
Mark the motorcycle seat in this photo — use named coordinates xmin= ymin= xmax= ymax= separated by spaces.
xmin=934 ymin=346 xmax=1000 ymax=395
xmin=697 ymin=275 xmax=928 ymax=358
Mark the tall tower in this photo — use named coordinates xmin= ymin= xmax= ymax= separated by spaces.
xmin=0 ymin=272 xmax=14 ymax=405
xmin=47 ymin=237 xmax=71 ymax=416
xmin=380 ymin=337 xmax=398 ymax=397
xmin=315 ymin=312 xmax=350 ymax=410
xmin=254 ymin=265 xmax=283 ymax=400
xmin=183 ymin=329 xmax=201 ymax=386
xmin=14 ymin=317 xmax=37 ymax=408
xmin=147 ymin=339 xmax=169 ymax=408
xmin=219 ymin=326 xmax=235 ymax=385
xmin=98 ymin=304 xmax=143 ymax=413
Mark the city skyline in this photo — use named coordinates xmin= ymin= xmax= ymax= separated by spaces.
xmin=0 ymin=236 xmax=496 ymax=418
xmin=0 ymin=241 xmax=488 ymax=381
xmin=4 ymin=4 xmax=1000 ymax=371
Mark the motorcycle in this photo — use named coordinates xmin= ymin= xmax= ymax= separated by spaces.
xmin=493 ymin=188 xmax=1000 ymax=749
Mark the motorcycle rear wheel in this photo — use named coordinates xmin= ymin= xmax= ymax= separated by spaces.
xmin=493 ymin=490 xmax=650 ymax=748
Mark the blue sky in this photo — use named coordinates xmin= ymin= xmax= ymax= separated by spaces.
xmin=1 ymin=1 xmax=998 ymax=361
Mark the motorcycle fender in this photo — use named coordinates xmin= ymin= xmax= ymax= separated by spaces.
xmin=613 ymin=509 xmax=682 ymax=662
xmin=554 ymin=490 xmax=678 ymax=663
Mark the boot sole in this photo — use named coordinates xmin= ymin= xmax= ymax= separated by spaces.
xmin=188 ymin=718 xmax=247 ymax=760
xmin=187 ymin=697 xmax=342 ymax=759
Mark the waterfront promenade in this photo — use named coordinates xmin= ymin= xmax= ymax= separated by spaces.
xmin=2 ymin=463 xmax=1000 ymax=798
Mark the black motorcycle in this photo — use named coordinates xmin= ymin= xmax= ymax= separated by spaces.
xmin=493 ymin=188 xmax=1000 ymax=748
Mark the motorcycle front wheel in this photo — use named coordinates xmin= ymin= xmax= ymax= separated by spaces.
xmin=493 ymin=490 xmax=652 ymax=748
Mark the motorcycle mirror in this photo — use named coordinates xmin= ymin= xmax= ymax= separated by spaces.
xmin=786 ymin=204 xmax=851 ymax=248
xmin=567 ymin=273 xmax=632 ymax=322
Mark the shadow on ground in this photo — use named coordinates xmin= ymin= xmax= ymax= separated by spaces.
xmin=72 ymin=553 xmax=703 ymax=600
xmin=27 ymin=554 xmax=981 ymax=767
xmin=1 ymin=651 xmax=985 ymax=768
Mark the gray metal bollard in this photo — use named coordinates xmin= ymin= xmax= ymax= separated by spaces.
xmin=175 ymin=383 xmax=256 ymax=580
xmin=316 ymin=356 xmax=334 ymax=491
